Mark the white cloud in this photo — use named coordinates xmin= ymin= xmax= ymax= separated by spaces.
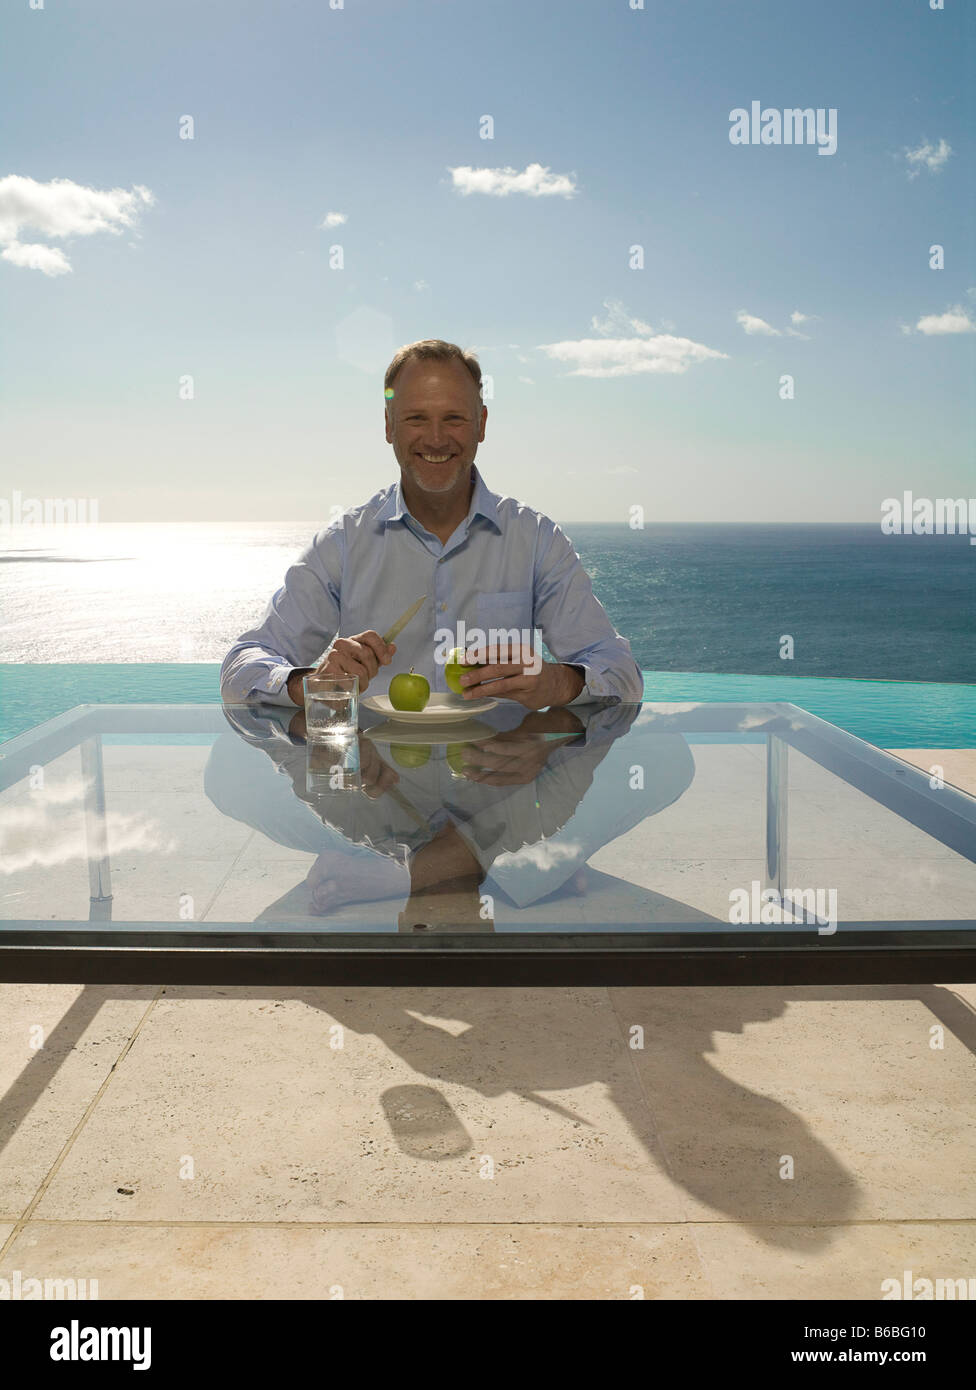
xmin=592 ymin=298 xmax=653 ymax=337
xmin=787 ymin=309 xmax=819 ymax=339
xmin=320 ymin=211 xmax=347 ymax=228
xmin=448 ymin=162 xmax=577 ymax=197
xmin=736 ymin=310 xmax=781 ymax=336
xmin=914 ymin=304 xmax=975 ymax=335
xmin=0 ymin=174 xmax=154 ymax=276
xmin=0 ymin=796 xmax=171 ymax=873
xmin=413 ymin=279 xmax=429 ymax=291
xmin=1 ymin=240 xmax=72 ymax=276
xmin=504 ymin=838 xmax=585 ymax=869
xmin=904 ymin=138 xmax=952 ymax=179
xmin=518 ymin=376 xmax=535 ymax=385
xmin=736 ymin=308 xmax=818 ymax=339
xmin=538 ymin=300 xmax=726 ymax=378
xmin=539 ymin=331 xmax=728 ymax=378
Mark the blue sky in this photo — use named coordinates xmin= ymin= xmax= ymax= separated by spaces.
xmin=1 ymin=0 xmax=973 ymax=522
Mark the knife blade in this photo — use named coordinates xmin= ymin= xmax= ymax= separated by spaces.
xmin=381 ymin=594 xmax=428 ymax=645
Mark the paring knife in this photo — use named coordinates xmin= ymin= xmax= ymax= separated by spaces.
xmin=381 ymin=594 xmax=428 ymax=645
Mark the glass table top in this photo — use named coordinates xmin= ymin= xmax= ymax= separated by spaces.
xmin=1 ymin=699 xmax=974 ymax=983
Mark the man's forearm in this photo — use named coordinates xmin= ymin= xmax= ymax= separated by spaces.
xmin=551 ymin=662 xmax=586 ymax=706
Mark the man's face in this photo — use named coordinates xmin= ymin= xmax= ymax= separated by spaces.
xmin=384 ymin=358 xmax=487 ymax=496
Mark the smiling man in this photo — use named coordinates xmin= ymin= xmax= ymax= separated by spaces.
xmin=220 ymin=338 xmax=644 ymax=710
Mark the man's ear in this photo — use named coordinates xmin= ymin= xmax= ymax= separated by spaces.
xmin=478 ymin=405 xmax=488 ymax=442
xmin=384 ymin=408 xmax=393 ymax=443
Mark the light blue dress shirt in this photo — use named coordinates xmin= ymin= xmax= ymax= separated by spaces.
xmin=220 ymin=464 xmax=645 ymax=708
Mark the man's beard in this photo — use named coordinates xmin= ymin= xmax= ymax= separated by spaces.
xmin=402 ymin=457 xmax=469 ymax=494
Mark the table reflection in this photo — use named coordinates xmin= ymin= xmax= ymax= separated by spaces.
xmin=207 ymin=699 xmax=696 ymax=930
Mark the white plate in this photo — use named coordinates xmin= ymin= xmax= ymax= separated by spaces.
xmin=363 ymin=718 xmax=497 ymax=746
xmin=362 ymin=692 xmax=498 ymax=723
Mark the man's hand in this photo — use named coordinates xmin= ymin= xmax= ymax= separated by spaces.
xmin=452 ymin=726 xmax=578 ymax=785
xmin=318 ymin=630 xmax=396 ymax=690
xmin=458 ymin=643 xmax=584 ymax=710
xmin=289 ymin=631 xmax=397 ymax=704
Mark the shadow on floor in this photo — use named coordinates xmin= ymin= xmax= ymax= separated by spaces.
xmin=2 ymin=972 xmax=973 ymax=1253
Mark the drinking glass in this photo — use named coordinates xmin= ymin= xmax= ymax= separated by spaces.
xmin=306 ymin=735 xmax=362 ymax=793
xmin=303 ymin=674 xmax=359 ymax=740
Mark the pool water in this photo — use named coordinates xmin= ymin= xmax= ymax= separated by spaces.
xmin=1 ymin=664 xmax=974 ymax=748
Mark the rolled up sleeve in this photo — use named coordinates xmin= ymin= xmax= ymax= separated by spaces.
xmin=220 ymin=529 xmax=344 ymax=706
xmin=533 ymin=524 xmax=644 ymax=705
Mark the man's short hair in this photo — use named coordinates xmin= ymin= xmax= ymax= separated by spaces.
xmin=384 ymin=339 xmax=483 ymax=404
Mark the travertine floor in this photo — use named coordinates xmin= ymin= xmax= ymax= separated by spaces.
xmin=0 ymin=747 xmax=974 ymax=1299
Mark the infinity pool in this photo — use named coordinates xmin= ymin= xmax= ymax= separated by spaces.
xmin=1 ymin=664 xmax=974 ymax=748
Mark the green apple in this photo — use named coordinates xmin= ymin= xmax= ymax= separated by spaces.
xmin=390 ymin=743 xmax=431 ymax=769
xmin=445 ymin=646 xmax=485 ymax=696
xmin=389 ymin=668 xmax=430 ymax=711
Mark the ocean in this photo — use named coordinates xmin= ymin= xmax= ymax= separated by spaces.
xmin=1 ymin=521 xmax=973 ymax=681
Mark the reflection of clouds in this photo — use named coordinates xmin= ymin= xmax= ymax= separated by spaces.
xmin=742 ymin=710 xmax=787 ymax=730
xmin=499 ymin=838 xmax=584 ymax=870
xmin=21 ymin=776 xmax=89 ymax=804
xmin=641 ymin=705 xmax=784 ymax=731
xmin=0 ymin=788 xmax=171 ymax=873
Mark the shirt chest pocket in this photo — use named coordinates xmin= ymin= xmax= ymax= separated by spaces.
xmin=474 ymin=588 xmax=534 ymax=639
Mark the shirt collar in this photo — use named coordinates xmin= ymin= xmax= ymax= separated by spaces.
xmin=374 ymin=463 xmax=502 ymax=534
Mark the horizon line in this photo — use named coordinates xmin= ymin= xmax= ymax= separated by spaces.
xmin=0 ymin=518 xmax=925 ymax=529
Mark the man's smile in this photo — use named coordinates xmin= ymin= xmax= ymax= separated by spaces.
xmin=416 ymin=452 xmax=455 ymax=463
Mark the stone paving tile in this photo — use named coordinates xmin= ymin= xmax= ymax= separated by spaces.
xmin=693 ymin=1219 xmax=976 ymax=1299
xmin=0 ymin=984 xmax=158 ymax=1213
xmin=32 ymin=986 xmax=690 ymax=1225
xmin=609 ymin=985 xmax=976 ymax=1224
xmin=1 ymin=1220 xmax=711 ymax=1299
